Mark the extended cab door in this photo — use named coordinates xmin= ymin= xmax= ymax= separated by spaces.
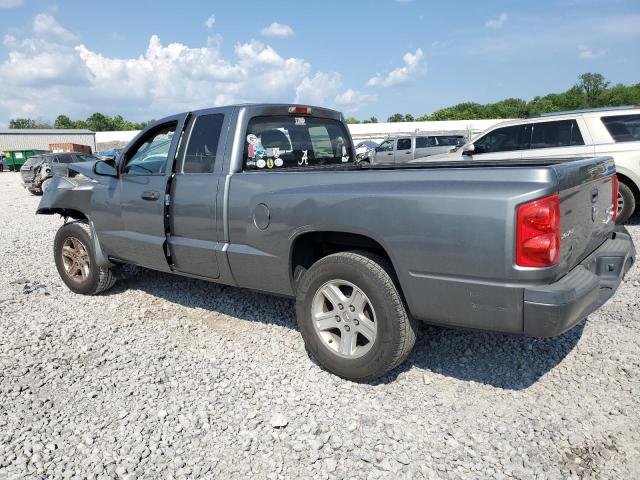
xmin=467 ymin=124 xmax=527 ymax=161
xmin=521 ymin=119 xmax=593 ymax=160
xmin=394 ymin=137 xmax=413 ymax=163
xmin=110 ymin=117 xmax=185 ymax=271
xmin=168 ymin=109 xmax=231 ymax=279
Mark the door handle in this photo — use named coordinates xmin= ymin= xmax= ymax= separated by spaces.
xmin=142 ymin=191 xmax=160 ymax=201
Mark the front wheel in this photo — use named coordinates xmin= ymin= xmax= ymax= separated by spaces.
xmin=54 ymin=221 xmax=116 ymax=295
xmin=296 ymin=251 xmax=417 ymax=380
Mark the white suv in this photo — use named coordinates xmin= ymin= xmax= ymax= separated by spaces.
xmin=422 ymin=107 xmax=640 ymax=223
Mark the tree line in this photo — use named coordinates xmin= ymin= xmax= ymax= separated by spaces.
xmin=7 ymin=73 xmax=638 ymax=129
xmin=8 ymin=113 xmax=154 ymax=131
xmin=346 ymin=73 xmax=640 ymax=124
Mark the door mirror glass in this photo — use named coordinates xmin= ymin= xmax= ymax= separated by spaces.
xmin=462 ymin=143 xmax=475 ymax=155
xmin=94 ymin=160 xmax=118 ymax=177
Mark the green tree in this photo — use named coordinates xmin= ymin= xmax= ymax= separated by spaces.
xmin=404 ymin=113 xmax=415 ymax=122
xmin=362 ymin=116 xmax=378 ymax=124
xmin=9 ymin=118 xmax=37 ymax=129
xmin=576 ymin=72 xmax=609 ymax=107
xmin=54 ymin=115 xmax=74 ymax=129
xmin=387 ymin=113 xmax=405 ymax=122
xmin=345 ymin=117 xmax=360 ymax=124
xmin=86 ymin=112 xmax=114 ymax=132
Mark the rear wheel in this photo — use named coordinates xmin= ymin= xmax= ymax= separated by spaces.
xmin=617 ymin=181 xmax=636 ymax=224
xmin=295 ymin=251 xmax=417 ymax=380
xmin=54 ymin=221 xmax=116 ymax=295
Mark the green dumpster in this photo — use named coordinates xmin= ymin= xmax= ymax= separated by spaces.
xmin=3 ymin=150 xmax=48 ymax=171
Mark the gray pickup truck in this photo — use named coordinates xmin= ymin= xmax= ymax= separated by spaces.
xmin=37 ymin=104 xmax=636 ymax=380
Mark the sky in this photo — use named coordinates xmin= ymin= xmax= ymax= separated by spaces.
xmin=0 ymin=0 xmax=639 ymax=126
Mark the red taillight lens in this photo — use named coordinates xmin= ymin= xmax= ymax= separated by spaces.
xmin=288 ymin=106 xmax=312 ymax=115
xmin=516 ymin=194 xmax=560 ymax=267
xmin=612 ymin=175 xmax=619 ymax=222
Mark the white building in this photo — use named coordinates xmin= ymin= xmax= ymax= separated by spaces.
xmin=0 ymin=129 xmax=96 ymax=152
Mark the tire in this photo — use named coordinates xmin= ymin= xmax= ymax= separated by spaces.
xmin=28 ymin=187 xmax=42 ymax=196
xmin=295 ymin=251 xmax=417 ymax=381
xmin=616 ymin=181 xmax=636 ymax=224
xmin=54 ymin=220 xmax=116 ymax=295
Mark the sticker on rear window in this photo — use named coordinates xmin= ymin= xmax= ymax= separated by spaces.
xmin=246 ymin=134 xmax=258 ymax=145
xmin=295 ymin=117 xmax=306 ymax=126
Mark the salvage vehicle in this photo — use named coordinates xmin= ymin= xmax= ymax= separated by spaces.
xmin=354 ymin=140 xmax=379 ymax=163
xmin=372 ymin=134 xmax=465 ymax=164
xmin=20 ymin=152 xmax=98 ymax=195
xmin=411 ymin=106 xmax=640 ymax=223
xmin=37 ymin=104 xmax=636 ymax=380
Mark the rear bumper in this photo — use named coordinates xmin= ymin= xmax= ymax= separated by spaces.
xmin=523 ymin=227 xmax=636 ymax=337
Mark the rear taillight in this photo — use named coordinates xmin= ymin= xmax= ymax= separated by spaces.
xmin=516 ymin=194 xmax=560 ymax=268
xmin=612 ymin=175 xmax=619 ymax=222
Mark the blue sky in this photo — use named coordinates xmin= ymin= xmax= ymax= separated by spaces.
xmin=0 ymin=0 xmax=638 ymax=125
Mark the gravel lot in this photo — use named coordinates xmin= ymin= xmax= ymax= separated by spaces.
xmin=0 ymin=171 xmax=639 ymax=479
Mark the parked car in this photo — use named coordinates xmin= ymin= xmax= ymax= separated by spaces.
xmin=354 ymin=140 xmax=379 ymax=163
xmin=411 ymin=107 xmax=640 ymax=223
xmin=20 ymin=152 xmax=98 ymax=195
xmin=37 ymin=103 xmax=635 ymax=380
xmin=371 ymin=134 xmax=466 ymax=164
xmin=96 ymin=149 xmax=123 ymax=161
xmin=0 ymin=153 xmax=6 ymax=172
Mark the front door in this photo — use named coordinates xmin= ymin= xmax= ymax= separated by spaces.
xmin=374 ymin=139 xmax=394 ymax=163
xmin=168 ymin=109 xmax=231 ymax=278
xmin=115 ymin=118 xmax=184 ymax=271
xmin=468 ymin=124 xmax=527 ymax=161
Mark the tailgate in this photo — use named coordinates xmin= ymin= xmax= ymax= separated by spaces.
xmin=555 ymin=157 xmax=617 ymax=273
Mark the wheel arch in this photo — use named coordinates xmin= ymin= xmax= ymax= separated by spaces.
xmin=289 ymin=229 xmax=401 ymax=291
xmin=616 ymin=170 xmax=640 ymax=205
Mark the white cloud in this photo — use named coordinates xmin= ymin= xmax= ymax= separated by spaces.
xmin=578 ymin=45 xmax=607 ymax=60
xmin=485 ymin=12 xmax=508 ymax=30
xmin=261 ymin=22 xmax=294 ymax=37
xmin=334 ymin=89 xmax=377 ymax=112
xmin=33 ymin=12 xmax=78 ymax=41
xmin=0 ymin=12 xmax=374 ymax=122
xmin=0 ymin=0 xmax=23 ymax=8
xmin=367 ymin=48 xmax=425 ymax=87
xmin=204 ymin=15 xmax=215 ymax=30
xmin=295 ymin=72 xmax=341 ymax=104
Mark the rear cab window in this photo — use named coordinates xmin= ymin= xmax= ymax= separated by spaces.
xmin=601 ymin=114 xmax=640 ymax=143
xmin=243 ymin=116 xmax=353 ymax=170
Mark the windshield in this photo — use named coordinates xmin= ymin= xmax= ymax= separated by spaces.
xmin=244 ymin=116 xmax=353 ymax=170
xmin=23 ymin=156 xmax=45 ymax=167
xmin=76 ymin=154 xmax=97 ymax=162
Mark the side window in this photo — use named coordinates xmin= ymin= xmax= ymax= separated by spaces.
xmin=416 ymin=137 xmax=436 ymax=148
xmin=397 ymin=138 xmax=412 ymax=150
xmin=378 ymin=140 xmax=393 ymax=152
xmin=530 ymin=120 xmax=584 ymax=149
xmin=182 ymin=114 xmax=224 ymax=173
xmin=473 ymin=125 xmax=527 ymax=154
xmin=601 ymin=114 xmax=640 ymax=143
xmin=123 ymin=124 xmax=176 ymax=175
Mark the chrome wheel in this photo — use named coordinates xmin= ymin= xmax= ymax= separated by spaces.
xmin=311 ymin=279 xmax=377 ymax=358
xmin=61 ymin=237 xmax=91 ymax=283
xmin=618 ymin=192 xmax=624 ymax=216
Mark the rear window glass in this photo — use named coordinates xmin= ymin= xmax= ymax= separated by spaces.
xmin=601 ymin=114 xmax=640 ymax=143
xmin=244 ymin=116 xmax=353 ymax=170
xmin=530 ymin=120 xmax=584 ymax=149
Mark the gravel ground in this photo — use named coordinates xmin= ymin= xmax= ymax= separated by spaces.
xmin=0 ymin=171 xmax=639 ymax=480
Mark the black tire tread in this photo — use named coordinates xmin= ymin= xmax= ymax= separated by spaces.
xmin=298 ymin=250 xmax=417 ymax=380
xmin=57 ymin=220 xmax=116 ymax=295
xmin=617 ymin=181 xmax=637 ymax=224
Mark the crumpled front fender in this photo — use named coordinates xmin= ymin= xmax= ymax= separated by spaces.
xmin=36 ymin=174 xmax=95 ymax=218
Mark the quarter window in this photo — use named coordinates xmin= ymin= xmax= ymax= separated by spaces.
xmin=182 ymin=114 xmax=224 ymax=173
xmin=530 ymin=120 xmax=584 ymax=149
xmin=601 ymin=114 xmax=640 ymax=143
xmin=123 ymin=123 xmax=176 ymax=175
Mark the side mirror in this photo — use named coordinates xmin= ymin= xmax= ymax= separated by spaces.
xmin=94 ymin=160 xmax=118 ymax=177
xmin=462 ymin=143 xmax=475 ymax=155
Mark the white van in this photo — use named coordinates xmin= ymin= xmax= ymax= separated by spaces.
xmin=413 ymin=107 xmax=640 ymax=223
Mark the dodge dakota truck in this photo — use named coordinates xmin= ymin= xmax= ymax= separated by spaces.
xmin=37 ymin=104 xmax=636 ymax=380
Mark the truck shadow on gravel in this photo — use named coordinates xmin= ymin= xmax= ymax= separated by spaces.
xmin=112 ymin=267 xmax=584 ymax=390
